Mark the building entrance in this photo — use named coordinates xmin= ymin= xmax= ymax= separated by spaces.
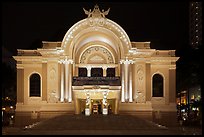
xmin=79 ymin=99 xmax=115 ymax=115
xmin=91 ymin=99 xmax=102 ymax=114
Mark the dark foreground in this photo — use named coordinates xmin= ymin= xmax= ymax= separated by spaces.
xmin=2 ymin=113 xmax=202 ymax=135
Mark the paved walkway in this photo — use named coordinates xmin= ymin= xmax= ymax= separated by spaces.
xmin=2 ymin=114 xmax=202 ymax=135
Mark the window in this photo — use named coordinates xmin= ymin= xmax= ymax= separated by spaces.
xmin=30 ymin=73 xmax=41 ymax=97
xmin=106 ymin=68 xmax=115 ymax=77
xmin=152 ymin=74 xmax=163 ymax=97
xmin=91 ymin=68 xmax=103 ymax=77
xmin=78 ymin=68 xmax=87 ymax=77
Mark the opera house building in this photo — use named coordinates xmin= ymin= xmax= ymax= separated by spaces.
xmin=13 ymin=5 xmax=179 ymax=117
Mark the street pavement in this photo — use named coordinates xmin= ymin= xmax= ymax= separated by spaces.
xmin=2 ymin=113 xmax=202 ymax=135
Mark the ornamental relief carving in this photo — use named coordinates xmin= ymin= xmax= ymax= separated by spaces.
xmin=50 ymin=68 xmax=56 ymax=81
xmin=136 ymin=91 xmax=145 ymax=103
xmin=80 ymin=46 xmax=114 ymax=64
xmin=47 ymin=65 xmax=59 ymax=103
xmin=88 ymin=17 xmax=106 ymax=27
xmin=48 ymin=90 xmax=59 ymax=103
xmin=135 ymin=64 xmax=146 ymax=103
xmin=137 ymin=65 xmax=144 ymax=90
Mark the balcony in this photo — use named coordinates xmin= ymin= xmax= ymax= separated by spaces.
xmin=72 ymin=76 xmax=121 ymax=86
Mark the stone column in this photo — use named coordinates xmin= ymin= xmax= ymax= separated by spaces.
xmin=42 ymin=62 xmax=47 ymax=101
xmin=87 ymin=66 xmax=91 ymax=77
xmin=120 ymin=63 xmax=125 ymax=102
xmin=124 ymin=61 xmax=129 ymax=101
xmin=65 ymin=59 xmax=69 ymax=101
xmin=132 ymin=63 xmax=137 ymax=102
xmin=129 ymin=64 xmax=133 ymax=102
xmin=16 ymin=66 xmax=24 ymax=103
xmin=114 ymin=99 xmax=119 ymax=114
xmin=145 ymin=62 xmax=151 ymax=101
xmin=120 ymin=58 xmax=134 ymax=102
xmin=169 ymin=66 xmax=176 ymax=103
xmin=102 ymin=66 xmax=107 ymax=77
xmin=68 ymin=61 xmax=73 ymax=102
xmin=75 ymin=98 xmax=80 ymax=114
xmin=60 ymin=60 xmax=64 ymax=102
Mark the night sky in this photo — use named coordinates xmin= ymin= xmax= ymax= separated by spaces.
xmin=2 ymin=1 xmax=189 ymax=56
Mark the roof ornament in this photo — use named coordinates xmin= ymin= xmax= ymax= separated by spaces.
xmin=83 ymin=4 xmax=110 ymax=18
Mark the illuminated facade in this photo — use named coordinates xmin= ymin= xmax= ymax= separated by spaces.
xmin=13 ymin=5 xmax=179 ymax=115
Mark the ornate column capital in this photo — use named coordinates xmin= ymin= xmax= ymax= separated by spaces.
xmin=58 ymin=59 xmax=65 ymax=64
xmin=64 ymin=58 xmax=74 ymax=64
xmin=59 ymin=57 xmax=74 ymax=64
xmin=86 ymin=66 xmax=92 ymax=70
xmin=120 ymin=57 xmax=134 ymax=64
xmin=102 ymin=66 xmax=107 ymax=70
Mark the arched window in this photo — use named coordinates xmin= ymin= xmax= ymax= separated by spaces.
xmin=152 ymin=74 xmax=163 ymax=97
xmin=30 ymin=73 xmax=41 ymax=97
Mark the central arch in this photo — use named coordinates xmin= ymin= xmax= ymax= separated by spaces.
xmin=62 ymin=6 xmax=131 ymax=115
xmin=61 ymin=18 xmax=132 ymax=61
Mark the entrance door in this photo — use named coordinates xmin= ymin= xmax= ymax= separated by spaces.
xmin=76 ymin=98 xmax=117 ymax=115
xmin=92 ymin=100 xmax=102 ymax=114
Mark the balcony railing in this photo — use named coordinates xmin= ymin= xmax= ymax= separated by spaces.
xmin=72 ymin=76 xmax=121 ymax=86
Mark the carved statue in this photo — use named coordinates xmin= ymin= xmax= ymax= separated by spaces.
xmin=83 ymin=4 xmax=110 ymax=18
xmin=83 ymin=8 xmax=92 ymax=17
xmin=101 ymin=8 xmax=110 ymax=18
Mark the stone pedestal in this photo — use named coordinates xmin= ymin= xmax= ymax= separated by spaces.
xmin=103 ymin=108 xmax=108 ymax=115
xmin=85 ymin=108 xmax=90 ymax=116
